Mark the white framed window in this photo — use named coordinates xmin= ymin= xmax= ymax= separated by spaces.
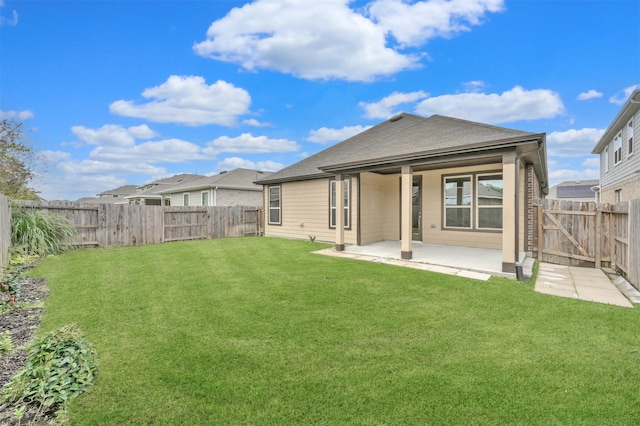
xmin=183 ymin=193 xmax=189 ymax=206
xmin=614 ymin=132 xmax=622 ymax=165
xmin=329 ymin=178 xmax=350 ymax=229
xmin=268 ymin=186 xmax=281 ymax=225
xmin=476 ymin=174 xmax=503 ymax=230
xmin=444 ymin=176 xmax=472 ymax=228
xmin=628 ymin=119 xmax=634 ymax=156
xmin=201 ymin=191 xmax=209 ymax=206
xmin=615 ymin=189 xmax=622 ymax=202
xmin=604 ymin=147 xmax=609 ymax=173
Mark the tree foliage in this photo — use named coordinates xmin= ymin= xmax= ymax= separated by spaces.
xmin=0 ymin=119 xmax=39 ymax=200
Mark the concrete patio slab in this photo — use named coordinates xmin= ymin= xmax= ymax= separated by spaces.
xmin=314 ymin=246 xmax=492 ymax=281
xmin=535 ymin=263 xmax=633 ymax=308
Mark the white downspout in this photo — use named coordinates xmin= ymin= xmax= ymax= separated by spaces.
xmin=213 ymin=186 xmax=218 ymax=207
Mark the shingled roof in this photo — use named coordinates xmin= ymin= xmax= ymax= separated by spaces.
xmin=156 ymin=168 xmax=272 ymax=194
xmin=257 ymin=113 xmax=545 ymax=185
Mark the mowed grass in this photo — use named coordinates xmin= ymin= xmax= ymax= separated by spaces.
xmin=32 ymin=237 xmax=640 ymax=424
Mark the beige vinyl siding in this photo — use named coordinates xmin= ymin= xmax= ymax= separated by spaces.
xmin=519 ymin=161 xmax=526 ymax=256
xmin=601 ymin=109 xmax=640 ymax=197
xmin=264 ymin=178 xmax=358 ymax=244
xmin=359 ymin=172 xmax=385 ymax=245
xmin=419 ymin=163 xmax=503 ymax=250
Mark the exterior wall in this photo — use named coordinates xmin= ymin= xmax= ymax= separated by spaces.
xmin=264 ymin=178 xmax=359 ymax=244
xmin=168 ymin=189 xmax=263 ymax=207
xmin=216 ymin=189 xmax=263 ymax=207
xmin=518 ymin=161 xmax=526 ymax=258
xmin=601 ymin=173 xmax=640 ymax=203
xmin=600 ymin=109 xmax=639 ymax=201
xmin=359 ymin=172 xmax=386 ymax=245
xmin=526 ymin=164 xmax=541 ymax=254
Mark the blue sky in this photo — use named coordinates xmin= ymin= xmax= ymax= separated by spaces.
xmin=1 ymin=0 xmax=638 ymax=200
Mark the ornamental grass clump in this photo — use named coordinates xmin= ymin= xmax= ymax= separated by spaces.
xmin=1 ymin=324 xmax=98 ymax=414
xmin=11 ymin=206 xmax=78 ymax=258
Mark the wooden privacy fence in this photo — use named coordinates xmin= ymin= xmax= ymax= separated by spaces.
xmin=14 ymin=201 xmax=263 ymax=248
xmin=536 ymin=199 xmax=640 ymax=290
xmin=0 ymin=194 xmax=10 ymax=268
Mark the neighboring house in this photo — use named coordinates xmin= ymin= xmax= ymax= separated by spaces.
xmin=156 ymin=168 xmax=271 ymax=207
xmin=592 ymin=89 xmax=640 ymax=203
xmin=256 ymin=113 xmax=548 ymax=274
xmin=95 ymin=184 xmax=138 ymax=204
xmin=547 ymin=180 xmax=598 ymax=202
xmin=126 ymin=174 xmax=201 ymax=205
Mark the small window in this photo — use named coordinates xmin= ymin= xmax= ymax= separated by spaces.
xmin=444 ymin=176 xmax=471 ymax=228
xmin=604 ymin=147 xmax=609 ymax=173
xmin=615 ymin=189 xmax=622 ymax=202
xmin=477 ymin=174 xmax=503 ymax=229
xmin=614 ymin=133 xmax=622 ymax=165
xmin=268 ymin=186 xmax=281 ymax=225
xmin=329 ymin=178 xmax=350 ymax=228
xmin=183 ymin=193 xmax=189 ymax=206
xmin=628 ymin=119 xmax=634 ymax=156
xmin=201 ymin=191 xmax=209 ymax=206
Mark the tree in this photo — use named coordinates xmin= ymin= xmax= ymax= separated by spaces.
xmin=0 ymin=119 xmax=39 ymax=200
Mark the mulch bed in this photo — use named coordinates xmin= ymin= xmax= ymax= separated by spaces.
xmin=0 ymin=275 xmax=55 ymax=425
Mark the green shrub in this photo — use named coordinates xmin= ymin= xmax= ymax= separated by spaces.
xmin=11 ymin=206 xmax=78 ymax=258
xmin=1 ymin=324 xmax=98 ymax=410
xmin=0 ymin=330 xmax=13 ymax=357
xmin=0 ymin=265 xmax=24 ymax=308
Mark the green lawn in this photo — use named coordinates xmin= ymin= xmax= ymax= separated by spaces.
xmin=31 ymin=237 xmax=640 ymax=424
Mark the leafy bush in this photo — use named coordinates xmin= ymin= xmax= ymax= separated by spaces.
xmin=0 ymin=330 xmax=13 ymax=357
xmin=1 ymin=324 xmax=98 ymax=410
xmin=0 ymin=265 xmax=25 ymax=308
xmin=11 ymin=206 xmax=78 ymax=258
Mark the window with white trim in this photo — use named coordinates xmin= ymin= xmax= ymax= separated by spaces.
xmin=444 ymin=176 xmax=472 ymax=228
xmin=614 ymin=132 xmax=622 ymax=165
xmin=604 ymin=147 xmax=609 ymax=173
xmin=615 ymin=189 xmax=622 ymax=202
xmin=628 ymin=119 xmax=634 ymax=156
xmin=268 ymin=186 xmax=281 ymax=225
xmin=330 ymin=178 xmax=350 ymax=228
xmin=476 ymin=174 xmax=503 ymax=229
xmin=183 ymin=193 xmax=189 ymax=206
xmin=201 ymin=191 xmax=209 ymax=206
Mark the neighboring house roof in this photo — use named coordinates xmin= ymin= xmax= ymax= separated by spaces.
xmin=156 ymin=169 xmax=272 ymax=194
xmin=97 ymin=184 xmax=138 ymax=197
xmin=592 ymin=89 xmax=640 ymax=154
xmin=550 ymin=180 xmax=599 ymax=199
xmin=126 ymin=174 xmax=202 ymax=199
xmin=257 ymin=113 xmax=547 ymax=190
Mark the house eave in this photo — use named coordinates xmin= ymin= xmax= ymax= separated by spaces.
xmin=592 ymin=89 xmax=640 ymax=154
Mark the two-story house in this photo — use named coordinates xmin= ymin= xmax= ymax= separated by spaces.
xmin=592 ymin=89 xmax=640 ymax=203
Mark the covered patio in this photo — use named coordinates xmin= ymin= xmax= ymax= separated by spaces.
xmin=340 ymin=240 xmax=515 ymax=278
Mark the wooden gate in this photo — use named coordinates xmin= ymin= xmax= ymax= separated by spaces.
xmin=242 ymin=208 xmax=262 ymax=236
xmin=536 ymin=199 xmax=614 ymax=268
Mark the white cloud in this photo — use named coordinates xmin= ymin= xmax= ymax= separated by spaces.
xmin=415 ymin=86 xmax=564 ymax=124
xmin=367 ymin=0 xmax=504 ymax=46
xmin=90 ymin=139 xmax=212 ymax=163
xmin=307 ymin=125 xmax=372 ymax=144
xmin=547 ymin=128 xmax=604 ymax=157
xmin=242 ymin=118 xmax=271 ymax=127
xmin=548 ymin=168 xmax=600 ymax=188
xmin=0 ymin=109 xmax=34 ymax=120
xmin=462 ymin=80 xmax=486 ymax=93
xmin=609 ymin=84 xmax=640 ymax=105
xmin=215 ymin=157 xmax=284 ymax=172
xmin=110 ymin=75 xmax=251 ymax=126
xmin=581 ymin=157 xmax=599 ymax=168
xmin=577 ymin=89 xmax=602 ymax=101
xmin=360 ymin=91 xmax=428 ymax=119
xmin=205 ymin=133 xmax=299 ymax=155
xmin=0 ymin=0 xmax=18 ymax=27
xmin=71 ymin=124 xmax=157 ymax=146
xmin=194 ymin=0 xmax=502 ymax=81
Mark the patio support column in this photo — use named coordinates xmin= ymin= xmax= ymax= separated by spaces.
xmin=502 ymin=153 xmax=517 ymax=273
xmin=401 ymin=165 xmax=412 ymax=259
xmin=335 ymin=174 xmax=345 ymax=251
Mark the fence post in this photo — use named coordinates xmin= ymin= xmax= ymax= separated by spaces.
xmin=537 ymin=203 xmax=543 ymax=260
xmin=595 ymin=205 xmax=601 ymax=269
